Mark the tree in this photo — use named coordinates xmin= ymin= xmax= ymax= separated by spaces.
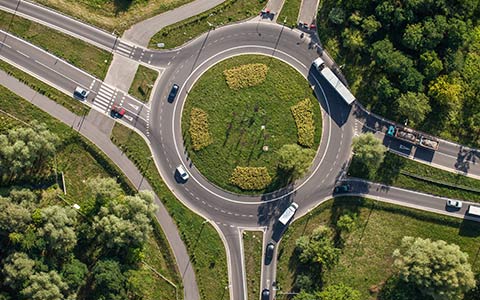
xmin=399 ymin=67 xmax=424 ymax=92
xmin=342 ymin=28 xmax=365 ymax=51
xmin=2 ymin=252 xmax=35 ymax=290
xmin=396 ymin=92 xmax=431 ymax=126
xmin=393 ymin=236 xmax=475 ymax=300
xmin=0 ymin=197 xmax=31 ymax=233
xmin=361 ymin=15 xmax=381 ymax=36
xmin=336 ymin=213 xmax=356 ymax=233
xmin=428 ymin=75 xmax=462 ymax=120
xmin=86 ymin=176 xmax=123 ymax=207
xmin=37 ymin=205 xmax=77 ymax=255
xmin=62 ymin=258 xmax=88 ymax=292
xmin=328 ymin=7 xmax=345 ymax=25
xmin=351 ymin=133 xmax=387 ymax=171
xmin=318 ymin=284 xmax=361 ymax=300
xmin=20 ymin=271 xmax=69 ymax=300
xmin=92 ymin=260 xmax=127 ymax=300
xmin=93 ymin=191 xmax=155 ymax=253
xmin=403 ymin=23 xmax=424 ymax=50
xmin=295 ymin=226 xmax=339 ymax=270
xmin=277 ymin=144 xmax=315 ymax=180
xmin=420 ymin=51 xmax=443 ymax=81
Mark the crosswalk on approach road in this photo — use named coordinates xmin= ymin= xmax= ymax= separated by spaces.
xmin=93 ymin=83 xmax=117 ymax=113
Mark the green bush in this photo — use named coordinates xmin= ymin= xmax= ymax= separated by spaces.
xmin=290 ymin=99 xmax=315 ymax=148
xmin=230 ymin=166 xmax=272 ymax=190
xmin=223 ymin=63 xmax=268 ymax=90
xmin=189 ymin=108 xmax=213 ymax=151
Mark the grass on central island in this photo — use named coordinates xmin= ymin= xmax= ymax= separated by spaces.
xmin=181 ymin=55 xmax=322 ymax=194
xmin=276 ymin=197 xmax=480 ymax=300
xmin=243 ymin=231 xmax=263 ymax=300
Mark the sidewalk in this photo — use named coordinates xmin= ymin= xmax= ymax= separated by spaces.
xmin=0 ymin=69 xmax=200 ymax=300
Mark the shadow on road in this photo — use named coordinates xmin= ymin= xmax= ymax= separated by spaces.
xmin=455 ymin=147 xmax=479 ymax=173
xmin=257 ymin=184 xmax=295 ymax=227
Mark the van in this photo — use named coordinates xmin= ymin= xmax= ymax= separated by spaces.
xmin=278 ymin=202 xmax=298 ymax=225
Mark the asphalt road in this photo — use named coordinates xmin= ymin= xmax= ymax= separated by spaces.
xmin=1 ymin=2 xmax=480 ymax=300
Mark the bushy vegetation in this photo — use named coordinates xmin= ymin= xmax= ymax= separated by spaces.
xmin=278 ymin=144 xmax=316 ymax=180
xmin=128 ymin=65 xmax=158 ymax=103
xmin=223 ymin=63 xmax=269 ymax=90
xmin=350 ymin=133 xmax=387 ymax=178
xmin=290 ymin=99 xmax=315 ymax=148
xmin=317 ymin=0 xmax=480 ymax=146
xmin=149 ymin=0 xmax=267 ymax=49
xmin=189 ymin=108 xmax=213 ymax=151
xmin=230 ymin=166 xmax=272 ymax=190
xmin=278 ymin=0 xmax=302 ymax=27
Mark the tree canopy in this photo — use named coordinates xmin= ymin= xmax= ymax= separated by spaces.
xmin=277 ymin=144 xmax=315 ymax=180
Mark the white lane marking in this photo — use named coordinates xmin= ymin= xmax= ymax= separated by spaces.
xmin=172 ymin=45 xmax=332 ymax=205
xmin=124 ymin=115 xmax=133 ymax=122
xmin=0 ymin=41 xmax=11 ymax=48
xmin=128 ymin=103 xmax=140 ymax=110
xmin=16 ymin=50 xmax=29 ymax=58
xmin=34 ymin=60 xmax=84 ymax=87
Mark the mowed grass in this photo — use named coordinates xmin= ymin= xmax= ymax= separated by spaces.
xmin=149 ymin=0 xmax=266 ymax=49
xmin=349 ymin=152 xmax=480 ymax=202
xmin=32 ymin=0 xmax=194 ymax=33
xmin=243 ymin=231 xmax=263 ymax=300
xmin=110 ymin=123 xmax=229 ymax=300
xmin=0 ymin=10 xmax=111 ymax=80
xmin=0 ymin=61 xmax=89 ymax=116
xmin=129 ymin=65 xmax=159 ymax=103
xmin=182 ymin=55 xmax=322 ymax=194
xmin=276 ymin=197 xmax=480 ymax=299
xmin=277 ymin=0 xmax=302 ymax=27
xmin=0 ymin=86 xmax=181 ymax=300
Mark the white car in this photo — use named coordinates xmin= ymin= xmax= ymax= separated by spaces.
xmin=446 ymin=200 xmax=462 ymax=209
xmin=176 ymin=165 xmax=189 ymax=181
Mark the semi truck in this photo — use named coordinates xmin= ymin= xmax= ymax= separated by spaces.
xmin=279 ymin=202 xmax=299 ymax=226
xmin=467 ymin=205 xmax=480 ymax=218
xmin=394 ymin=126 xmax=440 ymax=150
xmin=312 ymin=57 xmax=356 ymax=105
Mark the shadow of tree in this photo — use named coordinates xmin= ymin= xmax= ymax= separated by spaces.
xmin=377 ymin=276 xmax=429 ymax=300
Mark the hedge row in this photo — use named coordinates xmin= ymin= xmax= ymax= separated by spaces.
xmin=230 ymin=166 xmax=272 ymax=190
xmin=189 ymin=108 xmax=213 ymax=151
xmin=223 ymin=63 xmax=268 ymax=90
xmin=290 ymin=99 xmax=315 ymax=148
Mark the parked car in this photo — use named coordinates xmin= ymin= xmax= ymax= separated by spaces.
xmin=446 ymin=200 xmax=462 ymax=209
xmin=73 ymin=86 xmax=89 ymax=101
xmin=167 ymin=84 xmax=179 ymax=102
xmin=110 ymin=105 xmax=125 ymax=118
xmin=265 ymin=242 xmax=275 ymax=265
xmin=176 ymin=164 xmax=189 ymax=181
xmin=309 ymin=23 xmax=317 ymax=30
xmin=261 ymin=289 xmax=270 ymax=300
xmin=387 ymin=125 xmax=396 ymax=136
xmin=334 ymin=184 xmax=351 ymax=194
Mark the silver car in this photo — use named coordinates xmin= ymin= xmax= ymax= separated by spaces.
xmin=176 ymin=165 xmax=189 ymax=181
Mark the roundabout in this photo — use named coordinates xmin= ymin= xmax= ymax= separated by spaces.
xmin=180 ymin=54 xmax=322 ymax=194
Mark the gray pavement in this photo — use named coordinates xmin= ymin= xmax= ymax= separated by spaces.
xmin=0 ymin=69 xmax=200 ymax=300
xmin=298 ymin=0 xmax=319 ymax=25
xmin=264 ymin=0 xmax=285 ymax=22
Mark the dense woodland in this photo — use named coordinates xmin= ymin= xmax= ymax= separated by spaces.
xmin=0 ymin=123 xmax=157 ymax=300
xmin=318 ymin=0 xmax=480 ymax=146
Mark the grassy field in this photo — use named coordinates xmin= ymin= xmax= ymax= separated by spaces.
xmin=276 ymin=197 xmax=480 ymax=299
xmin=277 ymin=0 xmax=302 ymax=27
xmin=128 ymin=65 xmax=159 ymax=103
xmin=32 ymin=0 xmax=194 ymax=33
xmin=110 ymin=123 xmax=229 ymax=300
xmin=0 ymin=85 xmax=181 ymax=300
xmin=349 ymin=152 xmax=480 ymax=202
xmin=149 ymin=0 xmax=266 ymax=49
xmin=0 ymin=10 xmax=111 ymax=80
xmin=0 ymin=60 xmax=89 ymax=116
xmin=243 ymin=231 xmax=263 ymax=300
xmin=182 ymin=55 xmax=322 ymax=194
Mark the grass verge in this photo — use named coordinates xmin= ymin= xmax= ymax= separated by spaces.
xmin=0 ymin=61 xmax=89 ymax=116
xmin=32 ymin=0 xmax=194 ymax=33
xmin=0 ymin=10 xmax=111 ymax=80
xmin=110 ymin=123 xmax=229 ymax=300
xmin=349 ymin=152 xmax=480 ymax=202
xmin=277 ymin=0 xmax=302 ymax=27
xmin=243 ymin=231 xmax=263 ymax=300
xmin=276 ymin=197 xmax=480 ymax=299
xmin=128 ymin=65 xmax=159 ymax=103
xmin=149 ymin=0 xmax=266 ymax=49
xmin=182 ymin=55 xmax=322 ymax=194
xmin=0 ymin=85 xmax=181 ymax=300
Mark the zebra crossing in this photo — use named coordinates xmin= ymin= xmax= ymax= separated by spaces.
xmin=115 ymin=40 xmax=135 ymax=58
xmin=93 ymin=83 xmax=117 ymax=113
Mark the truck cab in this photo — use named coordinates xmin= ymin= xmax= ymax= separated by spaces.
xmin=312 ymin=57 xmax=325 ymax=70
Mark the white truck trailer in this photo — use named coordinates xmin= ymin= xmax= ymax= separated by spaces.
xmin=312 ymin=57 xmax=356 ymax=105
xmin=279 ymin=202 xmax=299 ymax=225
xmin=467 ymin=205 xmax=480 ymax=218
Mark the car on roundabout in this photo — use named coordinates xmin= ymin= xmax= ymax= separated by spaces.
xmin=176 ymin=164 xmax=189 ymax=182
xmin=168 ymin=84 xmax=179 ymax=102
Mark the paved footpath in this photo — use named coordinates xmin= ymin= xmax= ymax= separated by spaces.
xmin=0 ymin=69 xmax=200 ymax=300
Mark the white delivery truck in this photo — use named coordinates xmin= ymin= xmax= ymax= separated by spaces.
xmin=312 ymin=57 xmax=356 ymax=105
xmin=467 ymin=205 xmax=480 ymax=218
xmin=279 ymin=202 xmax=299 ymax=225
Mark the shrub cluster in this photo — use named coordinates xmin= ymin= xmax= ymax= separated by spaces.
xmin=223 ymin=63 xmax=268 ymax=90
xmin=189 ymin=108 xmax=213 ymax=151
xmin=230 ymin=166 xmax=272 ymax=190
xmin=290 ymin=99 xmax=315 ymax=148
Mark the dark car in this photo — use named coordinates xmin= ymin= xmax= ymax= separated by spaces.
xmin=261 ymin=289 xmax=270 ymax=300
xmin=334 ymin=184 xmax=351 ymax=194
xmin=110 ymin=105 xmax=125 ymax=119
xmin=265 ymin=242 xmax=275 ymax=265
xmin=167 ymin=84 xmax=179 ymax=102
